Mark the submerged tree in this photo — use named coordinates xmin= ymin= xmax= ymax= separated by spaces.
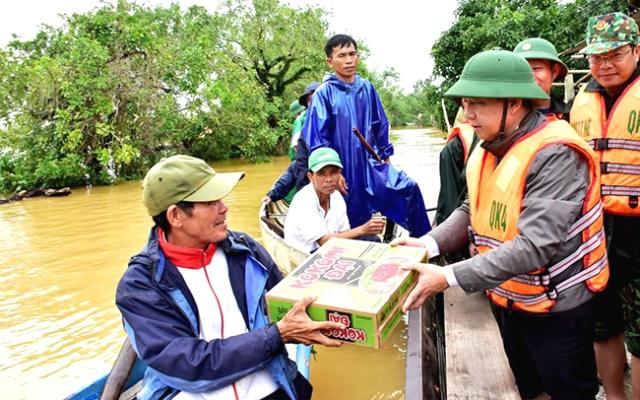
xmin=0 ymin=0 xmax=331 ymax=192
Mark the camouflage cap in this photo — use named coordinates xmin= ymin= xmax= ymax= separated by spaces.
xmin=581 ymin=12 xmax=638 ymax=55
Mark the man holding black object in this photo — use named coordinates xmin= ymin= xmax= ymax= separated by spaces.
xmin=296 ymin=34 xmax=431 ymax=237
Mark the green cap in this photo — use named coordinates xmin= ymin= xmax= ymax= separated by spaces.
xmin=289 ymin=100 xmax=305 ymax=116
xmin=513 ymin=37 xmax=568 ymax=79
xmin=445 ymin=49 xmax=549 ymax=100
xmin=142 ymin=155 xmax=244 ymax=216
xmin=308 ymin=147 xmax=343 ymax=172
xmin=580 ymin=12 xmax=638 ymax=55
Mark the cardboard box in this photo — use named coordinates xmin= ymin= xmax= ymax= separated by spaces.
xmin=266 ymin=238 xmax=428 ymax=348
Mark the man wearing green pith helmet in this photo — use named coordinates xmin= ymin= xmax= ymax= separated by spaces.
xmin=570 ymin=12 xmax=640 ymax=400
xmin=394 ymin=49 xmax=608 ymax=399
xmin=514 ymin=37 xmax=570 ymax=120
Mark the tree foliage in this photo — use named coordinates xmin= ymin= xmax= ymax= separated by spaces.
xmin=424 ymin=0 xmax=629 ymax=130
xmin=0 ymin=0 xmax=330 ymax=193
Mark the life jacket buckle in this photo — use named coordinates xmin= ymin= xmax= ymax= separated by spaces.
xmin=539 ymin=271 xmax=551 ymax=287
xmin=593 ymin=139 xmax=609 ymax=150
xmin=629 ymin=196 xmax=639 ymax=209
xmin=545 ymin=285 xmax=558 ymax=300
xmin=600 ymin=162 xmax=609 ymax=174
xmin=467 ymin=226 xmax=477 ymax=245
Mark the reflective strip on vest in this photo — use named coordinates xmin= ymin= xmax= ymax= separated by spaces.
xmin=469 ymin=202 xmax=604 ymax=287
xmin=587 ymin=138 xmax=640 ymax=151
xmin=602 ymin=185 xmax=640 ymax=196
xmin=488 ymin=255 xmax=608 ymax=305
xmin=601 ymin=162 xmax=640 ymax=174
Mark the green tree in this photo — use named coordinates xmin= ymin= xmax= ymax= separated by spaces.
xmin=426 ymin=0 xmax=629 ymax=130
xmin=0 ymin=0 xmax=332 ymax=193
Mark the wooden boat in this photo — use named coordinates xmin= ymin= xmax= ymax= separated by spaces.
xmin=67 ymin=339 xmax=310 ymax=400
xmin=65 ymin=339 xmax=145 ymax=400
xmin=259 ymin=199 xmax=308 ymax=273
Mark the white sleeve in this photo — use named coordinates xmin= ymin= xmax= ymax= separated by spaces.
xmin=442 ymin=265 xmax=459 ymax=287
xmin=336 ymin=195 xmax=351 ymax=232
xmin=284 ymin=188 xmax=327 ymax=249
xmin=419 ymin=234 xmax=440 ymax=258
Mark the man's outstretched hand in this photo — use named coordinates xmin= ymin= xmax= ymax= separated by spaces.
xmin=390 ymin=237 xmax=426 ymax=248
xmin=401 ymin=263 xmax=449 ymax=313
xmin=277 ymin=296 xmax=344 ymax=347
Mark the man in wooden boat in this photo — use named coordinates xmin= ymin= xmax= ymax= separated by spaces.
xmin=395 ymin=49 xmax=608 ymax=399
xmin=284 ymin=147 xmax=385 ymax=253
xmin=513 ymin=37 xmax=570 ymax=121
xmin=295 ymin=34 xmax=432 ymax=238
xmin=570 ymin=12 xmax=640 ymax=400
xmin=115 ymin=155 xmax=344 ymax=400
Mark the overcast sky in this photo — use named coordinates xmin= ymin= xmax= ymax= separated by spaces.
xmin=0 ymin=0 xmax=458 ymax=92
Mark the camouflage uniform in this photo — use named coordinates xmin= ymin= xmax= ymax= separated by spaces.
xmin=577 ymin=12 xmax=640 ymax=358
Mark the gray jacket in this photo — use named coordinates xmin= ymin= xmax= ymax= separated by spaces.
xmin=430 ymin=110 xmax=595 ymax=312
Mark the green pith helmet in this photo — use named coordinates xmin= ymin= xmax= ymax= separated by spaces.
xmin=581 ymin=12 xmax=639 ymax=55
xmin=513 ymin=38 xmax=568 ymax=79
xmin=445 ymin=49 xmax=549 ymax=100
xmin=289 ymin=100 xmax=305 ymax=116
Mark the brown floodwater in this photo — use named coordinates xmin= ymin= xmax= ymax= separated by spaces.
xmin=0 ymin=128 xmax=443 ymax=399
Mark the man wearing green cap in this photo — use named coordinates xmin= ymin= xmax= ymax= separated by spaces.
xmin=514 ymin=37 xmax=570 ymax=120
xmin=284 ymin=147 xmax=385 ymax=253
xmin=570 ymin=11 xmax=640 ymax=400
xmin=115 ymin=155 xmax=344 ymax=400
xmin=394 ymin=49 xmax=608 ymax=399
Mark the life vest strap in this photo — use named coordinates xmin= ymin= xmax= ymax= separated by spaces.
xmin=588 ymin=138 xmax=640 ymax=151
xmin=469 ymin=201 xmax=601 ymax=250
xmin=489 ymin=255 xmax=607 ymax=307
xmin=601 ymin=162 xmax=640 ymax=175
xmin=548 ymin=228 xmax=605 ymax=279
xmin=471 ymin=203 xmax=604 ymax=288
xmin=467 ymin=226 xmax=502 ymax=249
xmin=566 ymin=202 xmax=602 ymax=239
xmin=508 ymin=227 xmax=604 ymax=287
xmin=602 ymin=185 xmax=640 ymax=196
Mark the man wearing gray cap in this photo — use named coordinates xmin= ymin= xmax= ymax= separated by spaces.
xmin=115 ymin=155 xmax=343 ymax=400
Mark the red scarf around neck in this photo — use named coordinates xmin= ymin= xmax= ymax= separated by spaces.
xmin=157 ymin=227 xmax=216 ymax=269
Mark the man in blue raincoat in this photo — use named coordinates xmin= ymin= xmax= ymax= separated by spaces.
xmin=298 ymin=34 xmax=431 ymax=237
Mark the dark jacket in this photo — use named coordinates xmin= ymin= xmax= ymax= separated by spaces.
xmin=544 ymin=94 xmax=570 ymax=121
xmin=115 ymin=228 xmax=311 ymax=400
xmin=435 ymin=134 xmax=479 ymax=225
xmin=293 ymin=138 xmax=310 ymax=191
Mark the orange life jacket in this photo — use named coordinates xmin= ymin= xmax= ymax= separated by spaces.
xmin=466 ymin=118 xmax=609 ymax=313
xmin=446 ymin=123 xmax=476 ymax=164
xmin=570 ymin=76 xmax=640 ymax=216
